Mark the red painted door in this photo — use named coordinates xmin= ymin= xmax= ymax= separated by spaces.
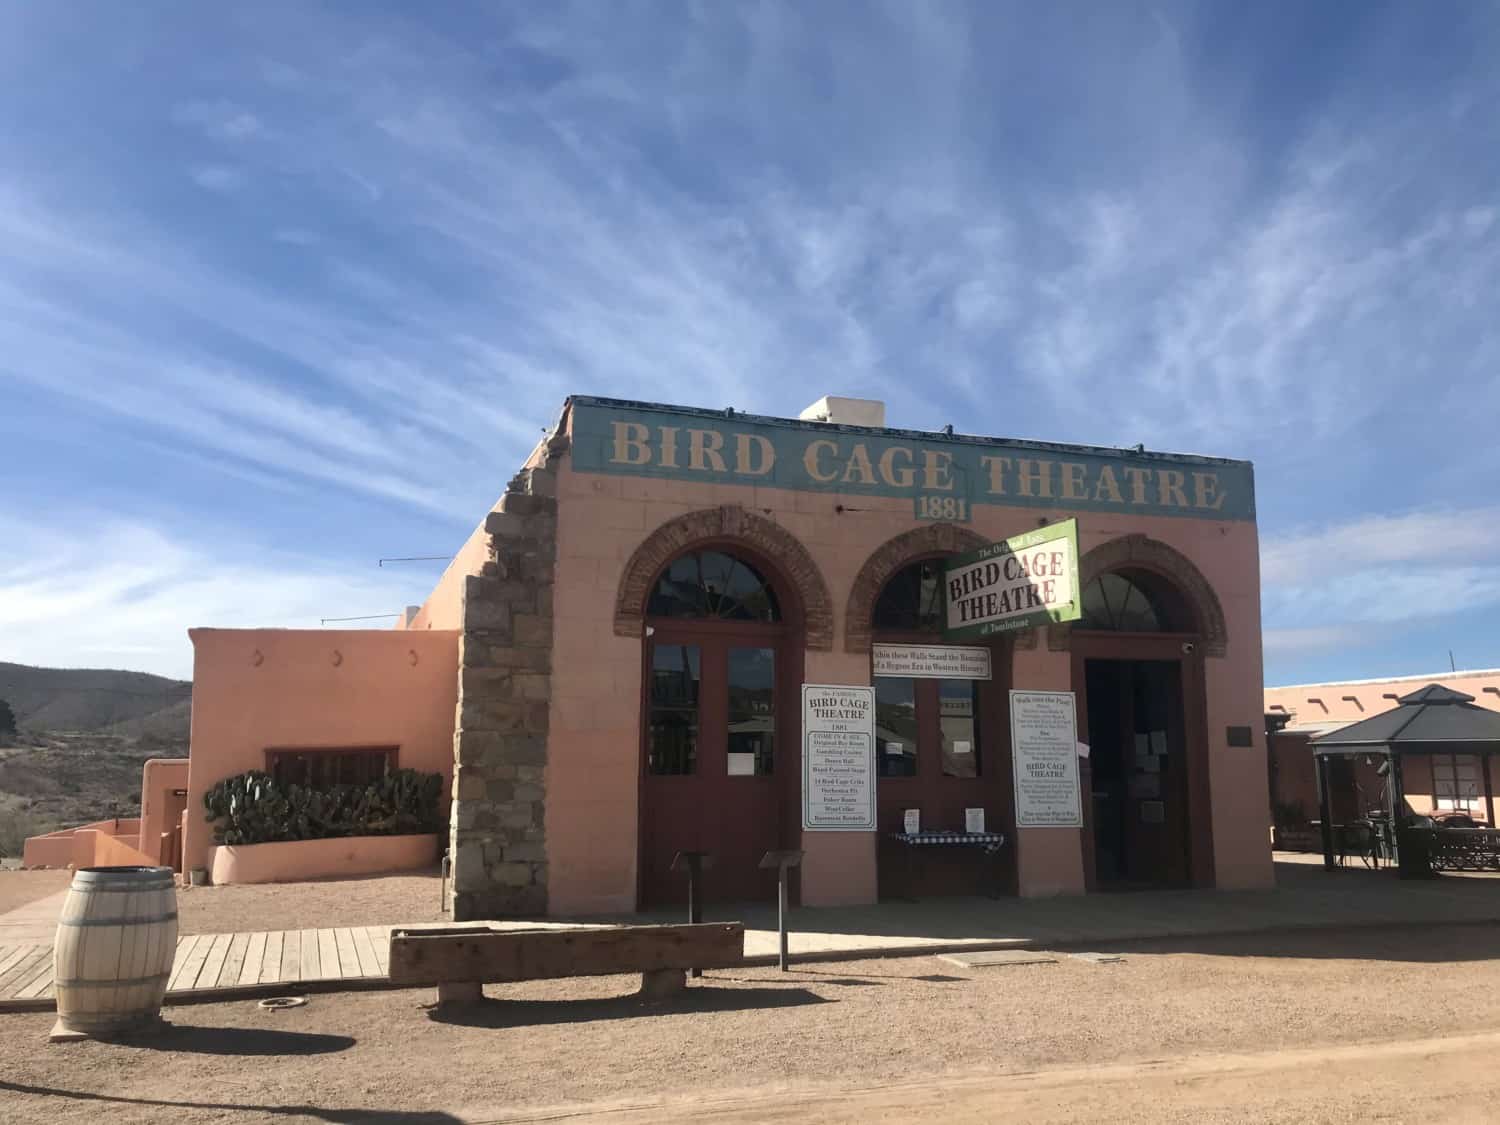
xmin=640 ymin=623 xmax=784 ymax=907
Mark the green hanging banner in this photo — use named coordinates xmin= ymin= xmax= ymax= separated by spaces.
xmin=943 ymin=519 xmax=1082 ymax=640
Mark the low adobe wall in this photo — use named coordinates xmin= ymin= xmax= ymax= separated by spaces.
xmin=206 ymin=833 xmax=440 ymax=885
xmin=21 ymin=834 xmax=74 ymax=868
xmin=80 ymin=830 xmax=157 ymax=868
xmin=21 ymin=819 xmax=148 ymax=868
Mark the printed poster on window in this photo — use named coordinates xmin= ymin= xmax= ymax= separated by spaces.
xmin=802 ymin=684 xmax=876 ymax=831
xmin=1009 ymin=690 xmax=1083 ymax=828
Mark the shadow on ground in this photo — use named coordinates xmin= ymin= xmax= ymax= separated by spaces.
xmin=426 ymin=984 xmax=828 ymax=1027
xmin=1096 ymin=922 xmax=1500 ymax=963
xmin=130 ymin=1023 xmax=356 ymax=1056
xmin=765 ymin=923 xmax=1500 ymax=968
xmin=558 ymin=860 xmax=1500 ymax=964
xmin=0 ymin=1080 xmax=456 ymax=1123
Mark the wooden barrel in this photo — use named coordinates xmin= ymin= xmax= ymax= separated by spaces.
xmin=54 ymin=865 xmax=178 ymax=1036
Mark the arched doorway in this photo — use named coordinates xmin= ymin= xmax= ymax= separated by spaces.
xmin=1071 ymin=562 xmax=1215 ymax=889
xmin=869 ymin=556 xmax=1016 ymax=898
xmin=637 ymin=547 xmax=804 ymax=907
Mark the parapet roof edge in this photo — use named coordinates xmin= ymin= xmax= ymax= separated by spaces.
xmin=1268 ymin=668 xmax=1500 ymax=692
xmin=565 ymin=395 xmax=1255 ymax=470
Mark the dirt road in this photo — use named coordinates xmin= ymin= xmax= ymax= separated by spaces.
xmin=5 ymin=925 xmax=1500 ymax=1123
xmin=498 ymin=1032 xmax=1500 ymax=1124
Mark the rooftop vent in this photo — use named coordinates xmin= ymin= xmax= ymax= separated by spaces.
xmin=799 ymin=396 xmax=886 ymax=429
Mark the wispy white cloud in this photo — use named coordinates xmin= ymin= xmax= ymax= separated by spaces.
xmin=0 ymin=517 xmax=426 ymax=680
xmin=1261 ymin=508 xmax=1500 ymax=654
xmin=174 ymin=100 xmax=264 ymax=141
xmin=1262 ymin=509 xmax=1500 ymax=587
xmin=190 ymin=165 xmax=245 ymax=192
xmin=1263 ymin=625 xmax=1369 ymax=656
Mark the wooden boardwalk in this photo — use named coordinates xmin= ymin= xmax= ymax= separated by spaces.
xmin=0 ymin=926 xmax=393 ymax=1002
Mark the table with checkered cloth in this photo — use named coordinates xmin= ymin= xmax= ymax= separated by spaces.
xmin=889 ymin=830 xmax=1008 ymax=855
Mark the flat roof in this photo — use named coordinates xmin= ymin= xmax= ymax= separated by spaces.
xmin=1268 ymin=668 xmax=1500 ymax=692
xmin=566 ymin=395 xmax=1255 ymax=471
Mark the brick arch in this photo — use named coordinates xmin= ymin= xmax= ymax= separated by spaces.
xmin=1048 ymin=534 xmax=1229 ymax=657
xmin=843 ymin=523 xmax=990 ymax=654
xmin=614 ymin=505 xmax=834 ymax=650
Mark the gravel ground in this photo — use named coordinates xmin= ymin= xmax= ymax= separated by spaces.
xmin=0 ymin=869 xmax=70 ymax=913
xmin=4 ymin=925 xmax=1500 ymax=1123
xmin=0 ymin=869 xmax=444 ymax=934
xmin=175 ymin=870 xmax=445 ymax=934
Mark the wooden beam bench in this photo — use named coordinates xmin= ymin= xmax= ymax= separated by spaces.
xmin=388 ymin=922 xmax=745 ymax=1007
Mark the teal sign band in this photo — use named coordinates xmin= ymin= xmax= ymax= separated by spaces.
xmin=569 ymin=398 xmax=1255 ymax=522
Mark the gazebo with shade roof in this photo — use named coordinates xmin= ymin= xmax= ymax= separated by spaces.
xmin=1311 ymin=684 xmax=1500 ymax=872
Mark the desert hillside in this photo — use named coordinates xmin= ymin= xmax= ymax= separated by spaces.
xmin=0 ymin=661 xmax=191 ymax=738
xmin=0 ymin=662 xmax=190 ymax=856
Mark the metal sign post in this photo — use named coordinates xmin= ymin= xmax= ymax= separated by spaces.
xmin=758 ymin=849 xmax=804 ymax=971
xmin=671 ymin=851 xmax=714 ymax=977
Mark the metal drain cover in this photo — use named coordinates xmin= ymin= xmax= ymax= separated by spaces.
xmin=937 ymin=950 xmax=1058 ymax=968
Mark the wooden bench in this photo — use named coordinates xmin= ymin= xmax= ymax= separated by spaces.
xmin=388 ymin=922 xmax=745 ymax=1007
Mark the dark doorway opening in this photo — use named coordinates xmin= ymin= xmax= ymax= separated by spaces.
xmin=1084 ymin=659 xmax=1190 ymax=889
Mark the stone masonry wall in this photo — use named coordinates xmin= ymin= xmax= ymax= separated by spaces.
xmin=448 ymin=441 xmax=563 ymax=920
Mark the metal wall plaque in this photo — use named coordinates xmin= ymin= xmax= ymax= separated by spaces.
xmin=1226 ymin=726 xmax=1254 ymax=747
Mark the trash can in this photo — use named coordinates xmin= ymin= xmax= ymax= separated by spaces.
xmin=1396 ymin=826 xmax=1436 ymax=880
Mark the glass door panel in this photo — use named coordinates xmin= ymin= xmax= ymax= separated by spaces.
xmin=726 ymin=646 xmax=776 ymax=775
xmin=648 ymin=643 xmax=700 ymax=775
xmin=939 ymin=679 xmax=980 ymax=778
xmin=875 ymin=677 xmax=919 ymax=777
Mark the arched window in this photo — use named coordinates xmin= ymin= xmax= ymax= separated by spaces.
xmin=872 ymin=559 xmax=944 ymax=632
xmin=1080 ymin=570 xmax=1190 ymax=632
xmin=647 ymin=550 xmax=781 ymax=622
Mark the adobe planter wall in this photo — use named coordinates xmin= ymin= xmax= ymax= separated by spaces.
xmin=207 ymin=833 xmax=440 ymax=885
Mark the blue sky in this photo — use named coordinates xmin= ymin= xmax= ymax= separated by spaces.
xmin=2 ymin=1 xmax=1498 ymax=684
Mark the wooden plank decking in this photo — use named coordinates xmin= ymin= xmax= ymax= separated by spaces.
xmin=0 ymin=926 xmax=395 ymax=1002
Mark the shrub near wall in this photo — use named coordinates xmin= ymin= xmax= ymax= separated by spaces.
xmin=204 ymin=768 xmax=442 ymax=845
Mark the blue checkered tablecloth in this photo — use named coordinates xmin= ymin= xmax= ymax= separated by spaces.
xmin=890 ymin=830 xmax=1007 ymax=855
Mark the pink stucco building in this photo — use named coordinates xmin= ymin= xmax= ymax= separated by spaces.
xmin=1266 ymin=669 xmax=1500 ymax=835
xmin=417 ymin=395 xmax=1269 ymax=916
xmin=32 ymin=394 xmax=1271 ymax=909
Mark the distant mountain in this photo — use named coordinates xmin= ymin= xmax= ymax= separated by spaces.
xmin=0 ymin=663 xmax=194 ymax=854
xmin=0 ymin=662 xmax=192 ymax=739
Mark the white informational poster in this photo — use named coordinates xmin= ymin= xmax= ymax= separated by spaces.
xmin=965 ymin=807 xmax=985 ymax=833
xmin=872 ymin=643 xmax=992 ymax=680
xmin=1009 ymin=690 xmax=1083 ymax=828
xmin=802 ymin=684 xmax=876 ymax=831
